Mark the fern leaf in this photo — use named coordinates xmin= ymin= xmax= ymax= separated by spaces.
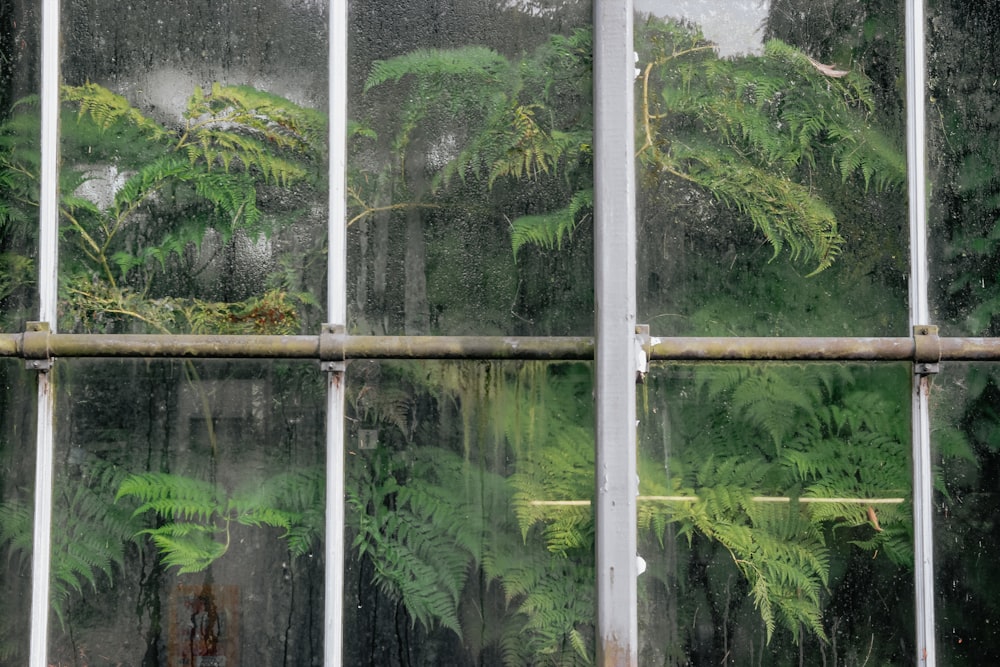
xmin=510 ymin=189 xmax=592 ymax=257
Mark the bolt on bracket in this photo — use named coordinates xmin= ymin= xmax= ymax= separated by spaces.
xmin=21 ymin=321 xmax=53 ymax=371
xmin=319 ymin=323 xmax=346 ymax=372
xmin=913 ymin=325 xmax=940 ymax=376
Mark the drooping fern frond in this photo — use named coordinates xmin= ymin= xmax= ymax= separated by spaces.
xmin=63 ymin=82 xmax=170 ymax=143
xmin=510 ymin=188 xmax=592 ymax=258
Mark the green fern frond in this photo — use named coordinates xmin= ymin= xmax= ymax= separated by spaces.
xmin=142 ymin=525 xmax=228 ymax=574
xmin=63 ymin=82 xmax=169 ymax=142
xmin=510 ymin=188 xmax=592 ymax=258
xmin=118 ymin=472 xmax=220 ymax=522
xmin=364 ymin=46 xmax=509 ymax=92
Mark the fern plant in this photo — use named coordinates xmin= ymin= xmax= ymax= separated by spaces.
xmin=0 ymin=82 xmax=324 ymax=335
xmin=0 ymin=455 xmax=144 ymax=627
xmin=361 ymin=18 xmax=903 ymax=275
xmin=115 ymin=467 xmax=324 ymax=574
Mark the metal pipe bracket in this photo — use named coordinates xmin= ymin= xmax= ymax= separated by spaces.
xmin=21 ymin=321 xmax=53 ymax=371
xmin=635 ymin=324 xmax=650 ymax=383
xmin=319 ymin=323 xmax=346 ymax=372
xmin=913 ymin=325 xmax=940 ymax=375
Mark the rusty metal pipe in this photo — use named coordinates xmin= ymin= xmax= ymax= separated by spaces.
xmin=4 ymin=332 xmax=1000 ymax=362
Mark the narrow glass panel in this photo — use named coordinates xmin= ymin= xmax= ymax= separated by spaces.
xmin=638 ymin=363 xmax=915 ymax=663
xmin=47 ymin=359 xmax=325 ymax=664
xmin=0 ymin=1 xmax=40 ymax=332
xmin=636 ymin=1 xmax=908 ymax=336
xmin=0 ymin=362 xmax=37 ymax=663
xmin=349 ymin=2 xmax=593 ymax=336
xmin=926 ymin=6 xmax=1000 ymax=335
xmin=58 ymin=1 xmax=328 ymax=335
xmin=931 ymin=363 xmax=1000 ymax=661
xmin=344 ymin=360 xmax=595 ymax=665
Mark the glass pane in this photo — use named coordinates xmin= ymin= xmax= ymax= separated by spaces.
xmin=58 ymin=1 xmax=328 ymax=335
xmin=0 ymin=361 xmax=37 ymax=663
xmin=47 ymin=359 xmax=325 ymax=665
xmin=344 ymin=360 xmax=595 ymax=665
xmin=931 ymin=363 xmax=1000 ymax=662
xmin=638 ymin=363 xmax=915 ymax=663
xmin=349 ymin=1 xmax=593 ymax=336
xmin=0 ymin=1 xmax=40 ymax=332
xmin=926 ymin=6 xmax=1000 ymax=335
xmin=636 ymin=1 xmax=908 ymax=336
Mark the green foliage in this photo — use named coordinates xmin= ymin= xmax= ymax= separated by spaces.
xmin=0 ymin=455 xmax=143 ymax=626
xmin=0 ymin=81 xmax=325 ymax=334
xmin=362 ymin=18 xmax=903 ymax=275
xmin=349 ymin=446 xmax=495 ymax=636
xmin=116 ymin=467 xmax=324 ymax=574
xmin=636 ymin=20 xmax=904 ymax=273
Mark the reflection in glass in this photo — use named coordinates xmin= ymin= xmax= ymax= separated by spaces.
xmin=638 ymin=364 xmax=915 ymax=663
xmin=55 ymin=1 xmax=329 ymax=336
xmin=0 ymin=362 xmax=37 ymax=663
xmin=349 ymin=2 xmax=593 ymax=336
xmin=344 ymin=360 xmax=595 ymax=666
xmin=637 ymin=1 xmax=908 ymax=336
xmin=931 ymin=363 xmax=1000 ymax=663
xmin=47 ymin=360 xmax=325 ymax=664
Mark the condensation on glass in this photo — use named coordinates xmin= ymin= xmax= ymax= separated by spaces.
xmin=347 ymin=1 xmax=594 ymax=336
xmin=6 ymin=0 xmax=998 ymax=665
xmin=1 ymin=3 xmax=40 ymax=663
xmin=925 ymin=5 xmax=1000 ymax=663
xmin=58 ymin=0 xmax=329 ymax=338
xmin=45 ymin=359 xmax=326 ymax=665
xmin=929 ymin=364 xmax=1000 ymax=663
xmin=342 ymin=359 xmax=596 ymax=665
xmin=0 ymin=362 xmax=38 ymax=664
xmin=637 ymin=363 xmax=914 ymax=663
xmin=636 ymin=0 xmax=909 ymax=337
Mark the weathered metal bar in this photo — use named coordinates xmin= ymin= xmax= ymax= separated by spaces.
xmin=648 ymin=336 xmax=916 ymax=361
xmin=29 ymin=0 xmax=62 ymax=664
xmin=6 ymin=332 xmax=1000 ymax=361
xmin=531 ymin=496 xmax=907 ymax=506
xmin=594 ymin=0 xmax=639 ymax=663
xmin=326 ymin=1 xmax=349 ymax=663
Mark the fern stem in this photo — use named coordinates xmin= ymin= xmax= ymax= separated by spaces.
xmin=347 ymin=202 xmax=440 ymax=227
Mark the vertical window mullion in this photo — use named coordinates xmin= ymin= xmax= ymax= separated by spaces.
xmin=326 ymin=1 xmax=349 ymax=665
xmin=905 ymin=0 xmax=935 ymax=663
xmin=593 ymin=1 xmax=638 ymax=664
xmin=28 ymin=0 xmax=61 ymax=665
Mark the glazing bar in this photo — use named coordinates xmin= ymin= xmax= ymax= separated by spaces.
xmin=326 ymin=0 xmax=348 ymax=664
xmin=29 ymin=0 xmax=61 ymax=665
xmin=905 ymin=0 xmax=935 ymax=663
xmin=593 ymin=0 xmax=638 ymax=664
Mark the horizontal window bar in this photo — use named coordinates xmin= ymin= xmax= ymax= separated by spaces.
xmin=3 ymin=329 xmax=1000 ymax=362
xmin=530 ymin=496 xmax=906 ymax=506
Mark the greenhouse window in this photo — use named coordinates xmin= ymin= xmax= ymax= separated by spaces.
xmin=3 ymin=1 xmax=1000 ymax=665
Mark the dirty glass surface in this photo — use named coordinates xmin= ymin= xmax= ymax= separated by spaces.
xmin=638 ymin=363 xmax=915 ymax=664
xmin=58 ymin=0 xmax=329 ymax=337
xmin=1 ymin=0 xmax=39 ymax=333
xmin=47 ymin=359 xmax=325 ymax=665
xmin=927 ymin=5 xmax=1000 ymax=337
xmin=0 ymin=362 xmax=37 ymax=664
xmin=636 ymin=0 xmax=908 ymax=337
xmin=348 ymin=0 xmax=593 ymax=336
xmin=930 ymin=363 xmax=1000 ymax=664
xmin=343 ymin=359 xmax=595 ymax=666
